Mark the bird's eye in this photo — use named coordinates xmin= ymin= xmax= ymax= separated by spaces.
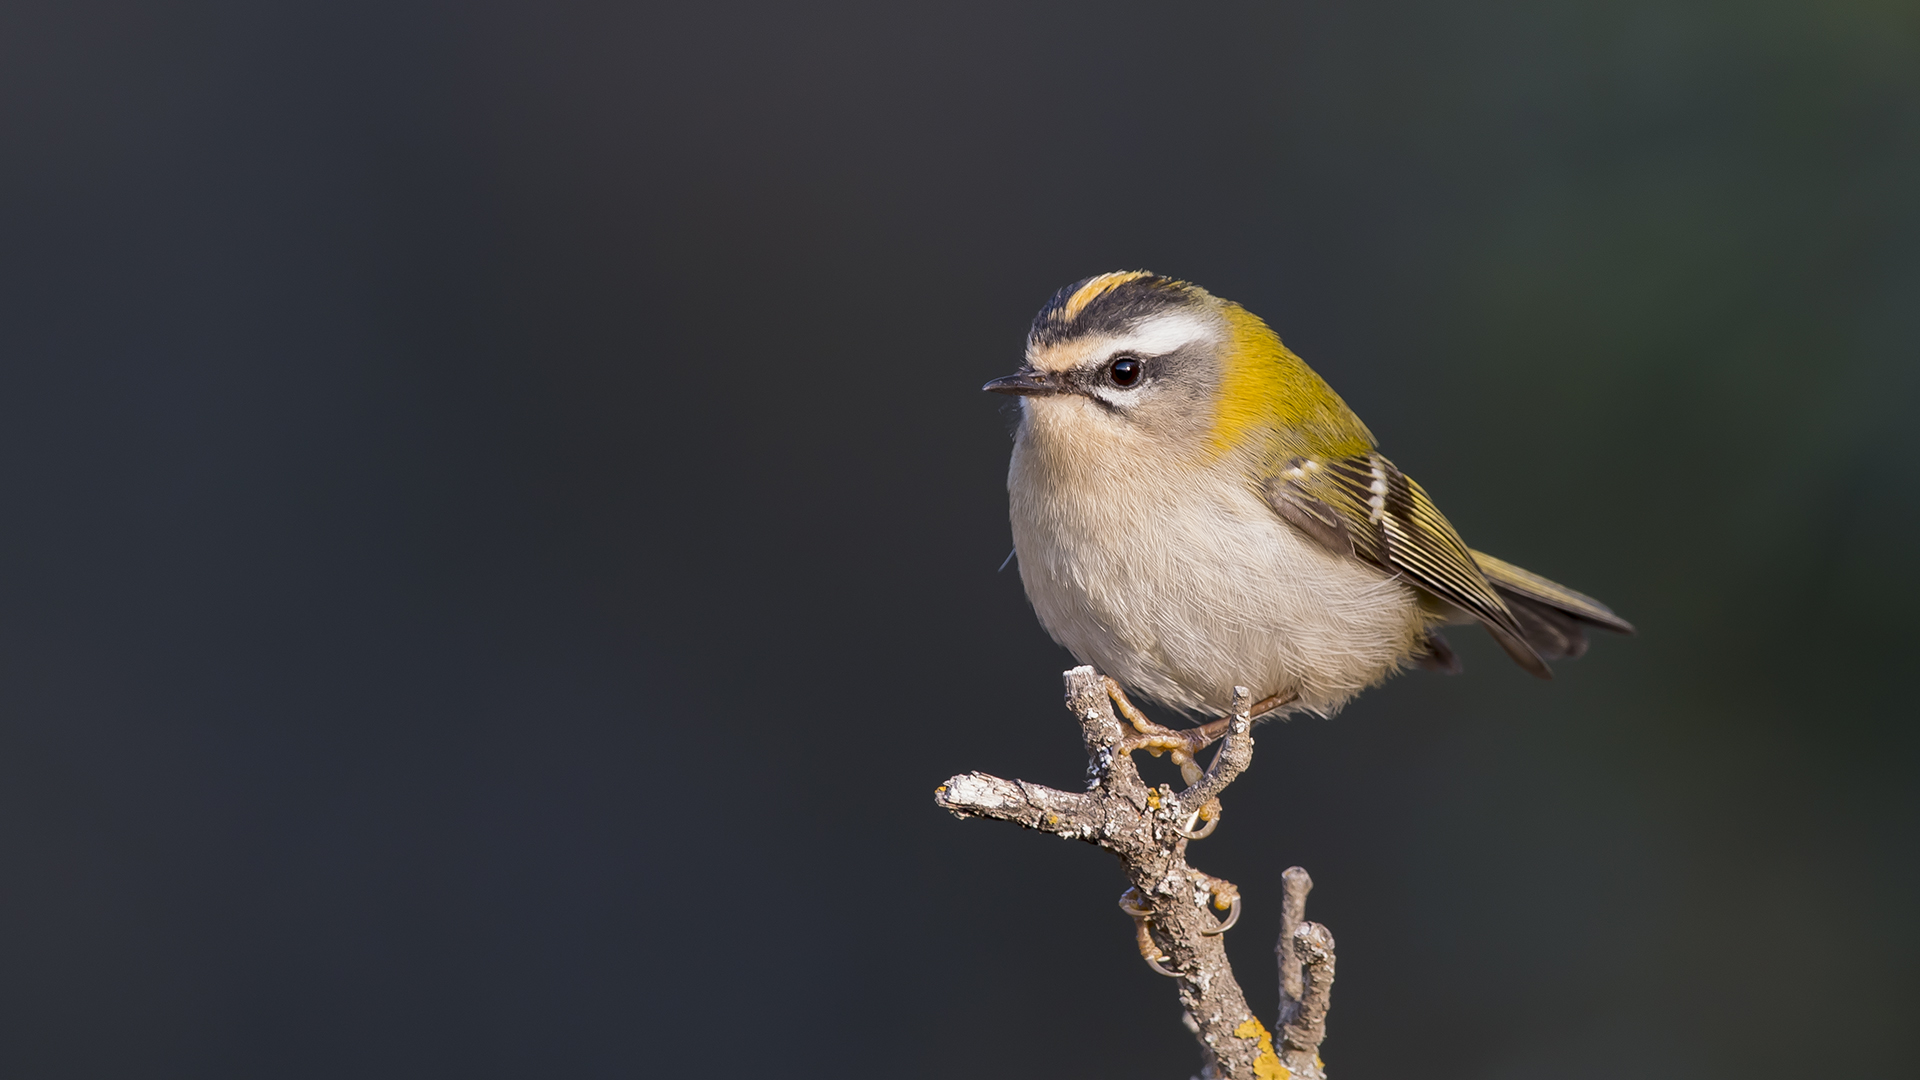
xmin=1108 ymin=357 xmax=1142 ymax=387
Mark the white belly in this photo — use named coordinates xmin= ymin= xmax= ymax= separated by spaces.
xmin=1009 ymin=439 xmax=1431 ymax=716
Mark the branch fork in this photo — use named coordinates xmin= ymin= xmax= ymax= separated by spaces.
xmin=936 ymin=667 xmax=1337 ymax=1080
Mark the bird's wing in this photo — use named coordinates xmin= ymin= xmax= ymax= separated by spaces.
xmin=1263 ymin=452 xmax=1552 ymax=678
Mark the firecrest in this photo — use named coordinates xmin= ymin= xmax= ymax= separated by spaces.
xmin=986 ymin=271 xmax=1631 ymax=727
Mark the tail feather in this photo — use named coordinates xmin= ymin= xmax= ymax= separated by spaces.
xmin=1416 ymin=631 xmax=1464 ymax=674
xmin=1506 ymin=595 xmax=1590 ymax=660
xmin=1468 ymin=549 xmax=1634 ymax=667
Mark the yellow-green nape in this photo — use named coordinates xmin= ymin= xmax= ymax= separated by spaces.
xmin=1209 ymin=303 xmax=1375 ymax=459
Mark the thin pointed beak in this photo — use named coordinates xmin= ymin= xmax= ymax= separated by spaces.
xmin=982 ymin=370 xmax=1063 ymax=396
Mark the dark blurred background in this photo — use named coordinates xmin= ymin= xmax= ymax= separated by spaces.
xmin=1 ymin=1 xmax=1915 ymax=1076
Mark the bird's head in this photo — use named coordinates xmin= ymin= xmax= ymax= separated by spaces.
xmin=984 ymin=271 xmax=1373 ymax=467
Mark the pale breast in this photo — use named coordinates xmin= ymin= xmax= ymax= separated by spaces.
xmin=1008 ymin=428 xmax=1431 ymax=716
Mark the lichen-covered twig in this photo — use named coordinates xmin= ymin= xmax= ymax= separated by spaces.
xmin=1272 ymin=866 xmax=1336 ymax=1079
xmin=1276 ymin=866 xmax=1311 ymax=1024
xmin=1282 ymin=920 xmax=1336 ymax=1079
xmin=935 ymin=666 xmax=1337 ymax=1080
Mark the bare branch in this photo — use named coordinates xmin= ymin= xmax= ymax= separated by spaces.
xmin=1281 ymin=922 xmax=1337 ymax=1079
xmin=933 ymin=772 xmax=1094 ymax=835
xmin=1174 ymin=687 xmax=1255 ymax=818
xmin=935 ymin=667 xmax=1340 ymax=1080
xmin=1276 ymin=866 xmax=1312 ymax=1024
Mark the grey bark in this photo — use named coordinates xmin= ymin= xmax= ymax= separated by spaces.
xmin=935 ymin=666 xmax=1337 ymax=1080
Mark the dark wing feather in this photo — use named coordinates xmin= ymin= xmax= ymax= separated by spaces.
xmin=1469 ymin=548 xmax=1634 ymax=660
xmin=1264 ymin=453 xmax=1552 ymax=678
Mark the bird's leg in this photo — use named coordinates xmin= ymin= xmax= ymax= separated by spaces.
xmin=1103 ymin=676 xmax=1171 ymax=737
xmin=1106 ymin=678 xmax=1294 ymax=751
xmin=1102 ymin=678 xmax=1224 ymax=836
xmin=1165 ymin=689 xmax=1295 ymax=754
xmin=1103 ymin=680 xmax=1300 ymax=840
xmin=1248 ymin=691 xmax=1296 ymax=720
xmin=1104 ymin=678 xmax=1216 ymax=776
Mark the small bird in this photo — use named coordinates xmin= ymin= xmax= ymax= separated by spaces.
xmin=986 ymin=271 xmax=1631 ymax=744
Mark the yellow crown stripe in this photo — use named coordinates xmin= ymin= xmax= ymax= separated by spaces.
xmin=1059 ymin=270 xmax=1153 ymax=323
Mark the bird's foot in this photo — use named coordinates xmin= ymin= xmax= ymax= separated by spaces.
xmin=1102 ymin=678 xmax=1295 ymax=841
xmin=1118 ymin=887 xmax=1182 ymax=977
xmin=1117 ymin=874 xmax=1242 ymax=976
xmin=1103 ymin=678 xmax=1228 ymax=787
xmin=1191 ymin=871 xmax=1242 ymax=936
xmin=1178 ymin=797 xmax=1223 ymax=840
xmin=1103 ymin=677 xmax=1293 ymax=786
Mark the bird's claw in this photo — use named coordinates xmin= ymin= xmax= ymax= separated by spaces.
xmin=1200 ymin=893 xmax=1241 ymax=936
xmin=1102 ymin=678 xmax=1252 ymax=970
xmin=1104 ymin=678 xmax=1232 ymax=841
xmin=1176 ymin=801 xmax=1222 ymax=840
xmin=1192 ymin=873 xmax=1241 ymax=936
xmin=1105 ymin=678 xmax=1231 ymax=789
xmin=1119 ymin=887 xmax=1182 ymax=977
xmin=1121 ymin=874 xmax=1239 ymax=973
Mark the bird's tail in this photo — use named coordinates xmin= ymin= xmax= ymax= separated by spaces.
xmin=1469 ymin=549 xmax=1635 ymax=662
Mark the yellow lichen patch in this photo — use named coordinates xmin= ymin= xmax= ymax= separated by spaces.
xmin=1233 ymin=1018 xmax=1289 ymax=1080
xmin=935 ymin=785 xmax=947 ymax=796
xmin=1060 ymin=270 xmax=1151 ymax=323
xmin=1146 ymin=789 xmax=1163 ymax=810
